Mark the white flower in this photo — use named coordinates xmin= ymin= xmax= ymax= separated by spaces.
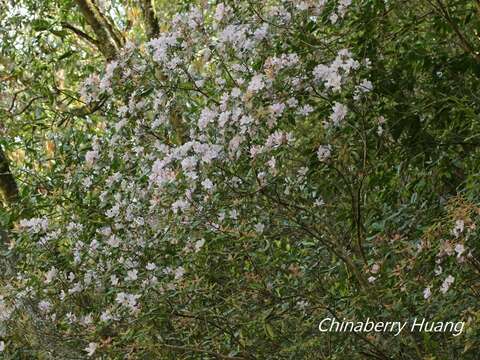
xmin=100 ymin=309 xmax=112 ymax=322
xmin=146 ymin=263 xmax=156 ymax=271
xmin=218 ymin=111 xmax=230 ymax=127
xmin=44 ymin=267 xmax=57 ymax=284
xmin=82 ymin=176 xmax=93 ymax=188
xmin=371 ymin=263 xmax=380 ymax=274
xmin=338 ymin=0 xmax=352 ymax=17
xmin=299 ymin=104 xmax=314 ymax=116
xmin=423 ymin=287 xmax=432 ymax=299
xmin=126 ymin=294 xmax=140 ymax=308
xmin=287 ymin=97 xmax=298 ymax=108
xmin=172 ymin=199 xmax=189 ymax=214
xmin=330 ymin=102 xmax=348 ymax=126
xmin=111 ymin=274 xmax=119 ymax=286
xmin=358 ymin=79 xmax=373 ymax=92
xmin=115 ymin=292 xmax=127 ymax=306
xmin=247 ymin=74 xmax=265 ymax=93
xmin=270 ymin=103 xmax=285 ymax=117
xmin=455 ymin=244 xmax=465 ymax=257
xmin=214 ymin=3 xmax=226 ymax=21
xmin=298 ymin=167 xmax=308 ymax=177
xmin=105 ymin=204 xmax=120 ymax=218
xmin=85 ymin=342 xmax=98 ymax=357
xmin=231 ymin=87 xmax=241 ymax=98
xmin=253 ymin=24 xmax=269 ymax=40
xmin=218 ymin=212 xmax=225 ymax=222
xmin=198 ymin=107 xmax=217 ymax=130
xmin=440 ymin=275 xmax=455 ymax=294
xmin=317 ymin=145 xmax=332 ymax=162
xmin=322 ymin=68 xmax=342 ymax=90
xmin=38 ymin=300 xmax=51 ymax=312
xmin=201 ymin=178 xmax=214 ymax=191
xmin=0 ymin=341 xmax=4 ymax=352
xmin=19 ymin=217 xmax=49 ymax=234
xmin=267 ymin=156 xmax=276 ymax=172
xmin=174 ymin=266 xmax=185 ymax=280
xmin=452 ymin=220 xmax=464 ymax=238
xmin=68 ymin=282 xmax=83 ymax=294
xmin=314 ymin=198 xmax=325 ymax=207
xmin=313 ymin=50 xmax=359 ymax=92
xmin=125 ymin=269 xmax=138 ymax=282
xmin=68 ymin=272 xmax=75 ymax=282
xmin=85 ymin=150 xmax=99 ymax=165
xmin=66 ymin=312 xmax=76 ymax=323
xmin=250 ymin=145 xmax=263 ymax=158
xmin=367 ymin=276 xmax=376 ymax=283
xmin=329 ymin=12 xmax=338 ymax=24
xmin=296 ymin=300 xmax=309 ymax=310
xmin=115 ymin=292 xmax=140 ymax=310
xmin=255 ymin=223 xmax=265 ymax=234
xmin=107 ymin=234 xmax=120 ymax=248
xmin=194 ymin=239 xmax=205 ymax=252
xmin=229 ymin=135 xmax=243 ymax=156
xmin=81 ymin=313 xmax=93 ymax=325
xmin=0 ymin=297 xmax=12 ymax=321
xmin=296 ymin=2 xmax=310 ymax=11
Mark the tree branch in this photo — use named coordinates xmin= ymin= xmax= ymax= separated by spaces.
xmin=74 ymin=0 xmax=124 ymax=59
xmin=61 ymin=21 xmax=99 ymax=48
xmin=432 ymin=0 xmax=480 ymax=62
xmin=0 ymin=146 xmax=19 ymax=206
xmin=139 ymin=0 xmax=159 ymax=39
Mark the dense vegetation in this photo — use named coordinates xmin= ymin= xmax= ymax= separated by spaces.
xmin=1 ymin=0 xmax=480 ymax=358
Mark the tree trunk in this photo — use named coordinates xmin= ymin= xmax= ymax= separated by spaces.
xmin=139 ymin=0 xmax=160 ymax=39
xmin=0 ymin=146 xmax=18 ymax=206
xmin=74 ymin=0 xmax=124 ymax=59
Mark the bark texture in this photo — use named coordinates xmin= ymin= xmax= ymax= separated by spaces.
xmin=0 ymin=146 xmax=18 ymax=206
xmin=74 ymin=0 xmax=124 ymax=59
xmin=139 ymin=0 xmax=160 ymax=39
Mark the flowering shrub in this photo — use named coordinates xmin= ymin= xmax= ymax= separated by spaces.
xmin=1 ymin=0 xmax=480 ymax=358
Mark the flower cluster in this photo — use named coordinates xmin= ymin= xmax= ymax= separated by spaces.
xmin=5 ymin=1 xmax=446 ymax=357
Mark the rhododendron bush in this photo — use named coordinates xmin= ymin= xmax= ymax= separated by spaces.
xmin=1 ymin=0 xmax=480 ymax=358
